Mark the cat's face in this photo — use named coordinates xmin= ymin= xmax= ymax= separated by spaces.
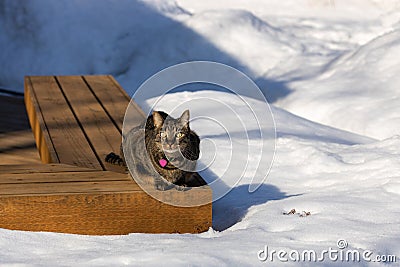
xmin=153 ymin=110 xmax=191 ymax=155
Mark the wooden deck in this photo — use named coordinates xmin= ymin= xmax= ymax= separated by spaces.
xmin=0 ymin=95 xmax=41 ymax=165
xmin=0 ymin=75 xmax=212 ymax=235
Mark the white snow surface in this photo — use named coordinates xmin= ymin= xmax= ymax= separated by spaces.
xmin=1 ymin=0 xmax=400 ymax=266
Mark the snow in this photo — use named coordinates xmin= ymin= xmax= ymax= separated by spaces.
xmin=277 ymin=28 xmax=400 ymax=140
xmin=1 ymin=0 xmax=400 ymax=266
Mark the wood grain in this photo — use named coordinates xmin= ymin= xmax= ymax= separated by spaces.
xmin=0 ymin=192 xmax=212 ymax=234
xmin=83 ymin=75 xmax=141 ymax=131
xmin=0 ymin=164 xmax=96 ymax=174
xmin=24 ymin=77 xmax=58 ymax=164
xmin=26 ymin=76 xmax=102 ymax=170
xmin=0 ymin=180 xmax=141 ymax=195
xmin=0 ymin=94 xmax=41 ymax=165
xmin=2 ymin=75 xmax=214 ymax=235
xmin=56 ymin=76 xmax=123 ymax=172
xmin=0 ymin=171 xmax=132 ymax=184
xmin=0 ymin=164 xmax=211 ymax=234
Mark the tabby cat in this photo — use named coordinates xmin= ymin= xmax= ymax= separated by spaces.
xmin=106 ymin=110 xmax=206 ymax=190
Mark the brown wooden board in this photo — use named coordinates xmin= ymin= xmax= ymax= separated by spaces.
xmin=56 ymin=76 xmax=124 ymax=172
xmin=0 ymin=171 xmax=132 ymax=184
xmin=0 ymin=163 xmax=96 ymax=174
xmin=25 ymin=76 xmax=102 ymax=170
xmin=0 ymin=191 xmax=212 ymax=235
xmin=83 ymin=75 xmax=143 ymax=131
xmin=0 ymin=130 xmax=41 ymax=165
xmin=24 ymin=78 xmax=58 ymax=164
xmin=0 ymin=163 xmax=211 ymax=234
xmin=6 ymin=75 xmax=214 ymax=235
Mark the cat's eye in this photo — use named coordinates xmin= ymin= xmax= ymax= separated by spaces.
xmin=176 ymin=132 xmax=184 ymax=138
xmin=160 ymin=132 xmax=166 ymax=138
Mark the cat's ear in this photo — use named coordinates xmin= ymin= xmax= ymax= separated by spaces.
xmin=152 ymin=111 xmax=164 ymax=128
xmin=179 ymin=109 xmax=190 ymax=126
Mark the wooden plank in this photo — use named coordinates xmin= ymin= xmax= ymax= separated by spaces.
xmin=0 ymin=167 xmax=211 ymax=206
xmin=148 ymin=186 xmax=213 ymax=207
xmin=0 ymin=171 xmax=132 ymax=184
xmin=0 ymin=131 xmax=37 ymax=154
xmin=0 ymin=192 xmax=212 ymax=234
xmin=0 ymin=95 xmax=30 ymax=133
xmin=0 ymin=95 xmax=41 ymax=165
xmin=56 ymin=76 xmax=122 ymax=172
xmin=0 ymin=180 xmax=140 ymax=195
xmin=83 ymin=75 xmax=140 ymax=131
xmin=0 ymin=130 xmax=41 ymax=165
xmin=0 ymin=163 xmax=96 ymax=174
xmin=25 ymin=76 xmax=102 ymax=170
xmin=107 ymin=76 xmax=146 ymax=120
xmin=109 ymin=75 xmax=147 ymax=131
xmin=17 ymin=75 xmax=213 ymax=234
xmin=24 ymin=77 xmax=58 ymax=164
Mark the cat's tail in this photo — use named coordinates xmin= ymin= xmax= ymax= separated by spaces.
xmin=105 ymin=152 xmax=125 ymax=166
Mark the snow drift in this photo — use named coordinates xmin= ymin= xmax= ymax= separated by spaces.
xmin=0 ymin=0 xmax=400 ymax=265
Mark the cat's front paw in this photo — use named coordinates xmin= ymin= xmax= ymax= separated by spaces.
xmin=155 ymin=183 xmax=167 ymax=191
xmin=155 ymin=181 xmax=173 ymax=191
xmin=176 ymin=185 xmax=190 ymax=191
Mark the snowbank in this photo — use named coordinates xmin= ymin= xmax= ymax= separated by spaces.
xmin=1 ymin=0 xmax=400 ymax=265
xmin=278 ymin=28 xmax=400 ymax=140
xmin=1 ymin=91 xmax=399 ymax=266
xmin=1 ymin=0 xmax=399 ymax=139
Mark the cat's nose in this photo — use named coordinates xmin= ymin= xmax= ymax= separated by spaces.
xmin=165 ymin=143 xmax=174 ymax=149
xmin=166 ymin=138 xmax=175 ymax=146
xmin=165 ymin=143 xmax=177 ymax=150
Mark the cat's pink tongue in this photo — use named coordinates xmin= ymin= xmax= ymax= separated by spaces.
xmin=159 ymin=159 xmax=168 ymax=168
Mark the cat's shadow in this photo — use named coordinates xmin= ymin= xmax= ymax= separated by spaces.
xmin=199 ymin=167 xmax=299 ymax=231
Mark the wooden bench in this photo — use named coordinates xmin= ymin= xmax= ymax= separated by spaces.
xmin=0 ymin=75 xmax=212 ymax=235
